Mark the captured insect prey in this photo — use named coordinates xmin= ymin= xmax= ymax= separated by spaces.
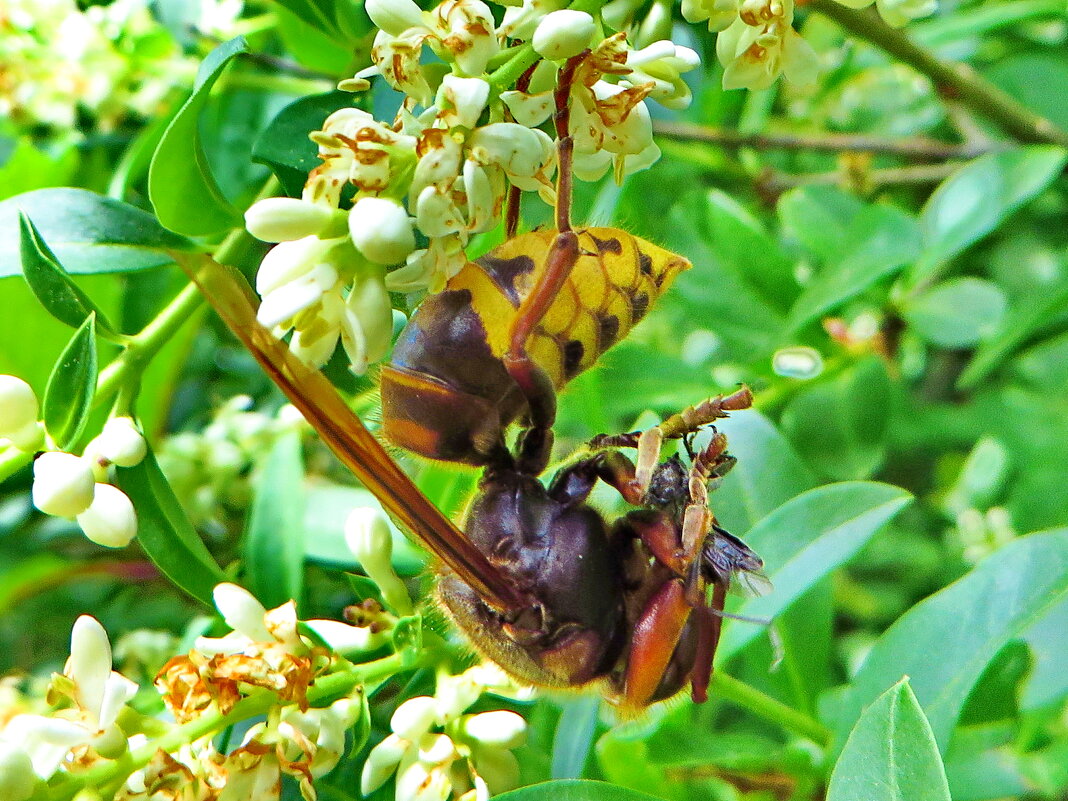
xmin=184 ymin=48 xmax=769 ymax=712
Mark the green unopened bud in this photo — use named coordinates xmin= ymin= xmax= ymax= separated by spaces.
xmin=345 ymin=507 xmax=413 ymax=615
xmin=76 ymin=484 xmax=138 ymax=548
xmin=349 ymin=197 xmax=416 ymax=265
xmin=245 ymin=198 xmax=334 ymax=243
xmin=532 ymin=10 xmax=596 ymax=61
xmin=32 ymin=452 xmax=96 ymax=518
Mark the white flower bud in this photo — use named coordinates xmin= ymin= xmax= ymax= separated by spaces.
xmin=366 ymin=0 xmax=427 ymax=36
xmin=395 ymin=755 xmax=452 ymax=801
xmin=32 ymin=452 xmax=96 ymax=518
xmin=349 ymin=197 xmax=416 ymax=265
xmin=391 ymin=696 xmax=438 ymax=740
xmin=361 ymin=733 xmax=407 ymax=794
xmin=76 ymin=484 xmax=138 ymax=548
xmin=0 ymin=744 xmax=37 ymax=801
xmin=3 ymin=421 xmax=43 ymax=452
xmin=213 ymin=583 xmax=273 ymax=642
xmin=417 ymin=733 xmax=458 ymax=765
xmin=0 ymin=375 xmax=39 ymax=444
xmin=304 ymin=619 xmax=388 ymax=653
xmin=85 ymin=417 xmax=147 ymax=468
xmin=471 ymin=746 xmax=520 ymax=794
xmin=438 ymin=75 xmax=490 ymax=130
xmin=345 ymin=507 xmax=413 ymax=615
xmin=66 ymin=615 xmax=112 ymax=722
xmin=459 ymin=710 xmax=527 ymax=749
xmin=532 ymin=10 xmax=596 ymax=61
xmin=245 ymin=198 xmax=333 ymax=242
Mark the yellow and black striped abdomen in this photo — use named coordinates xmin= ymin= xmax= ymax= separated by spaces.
xmin=457 ymin=227 xmax=691 ymax=387
xmin=381 ymin=228 xmax=690 ymax=464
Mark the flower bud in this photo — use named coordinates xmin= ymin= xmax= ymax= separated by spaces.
xmin=390 ymin=696 xmax=438 ymax=740
xmin=213 ymin=583 xmax=273 ymax=642
xmin=459 ymin=710 xmax=527 ymax=749
xmin=361 ymin=733 xmax=407 ymax=794
xmin=366 ymin=0 xmax=427 ymax=36
xmin=76 ymin=484 xmax=138 ymax=548
xmin=417 ymin=733 xmax=458 ymax=765
xmin=532 ymin=10 xmax=596 ymax=61
xmin=245 ymin=198 xmax=333 ymax=243
xmin=304 ymin=619 xmax=388 ymax=654
xmin=32 ymin=452 xmax=96 ymax=518
xmin=349 ymin=198 xmax=416 ymax=265
xmin=438 ymin=75 xmax=490 ymax=130
xmin=66 ymin=615 xmax=112 ymax=720
xmin=0 ymin=744 xmax=37 ymax=801
xmin=395 ymin=755 xmax=452 ymax=801
xmin=345 ymin=507 xmax=414 ymax=615
xmin=85 ymin=417 xmax=147 ymax=468
xmin=0 ymin=375 xmax=39 ymax=446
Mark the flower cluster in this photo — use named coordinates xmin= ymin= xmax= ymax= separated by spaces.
xmin=0 ymin=0 xmax=242 ymax=134
xmin=1 ymin=374 xmax=144 ymax=547
xmin=243 ymin=0 xmax=701 ymax=371
xmin=362 ymin=665 xmax=530 ymax=801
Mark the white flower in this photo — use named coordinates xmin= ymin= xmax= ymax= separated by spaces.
xmin=366 ymin=0 xmax=428 ymax=36
xmin=626 ymin=40 xmax=701 ymax=110
xmin=433 ymin=0 xmax=500 ymax=76
xmin=0 ymin=744 xmax=36 ymax=801
xmin=254 ymin=236 xmax=343 ymax=330
xmin=716 ymin=0 xmax=819 ymax=90
xmin=391 ymin=696 xmax=439 ymax=740
xmin=0 ymin=375 xmax=41 ymax=451
xmin=84 ymin=417 xmax=147 ymax=469
xmin=32 ymin=452 xmax=96 ymax=518
xmin=4 ymin=616 xmax=137 ymax=780
xmin=245 ymin=197 xmax=334 ymax=242
xmin=458 ymin=711 xmax=527 ymax=749
xmin=437 ymin=74 xmax=490 ymax=130
xmin=338 ymin=268 xmax=395 ymax=373
xmin=310 ymin=108 xmax=419 ymax=202
xmin=834 ymin=0 xmax=937 ymax=27
xmin=681 ymin=0 xmax=738 ymax=30
xmin=76 ymin=483 xmax=138 ymax=548
xmin=345 ymin=507 xmax=414 ymax=615
xmin=532 ymin=10 xmax=596 ymax=61
xmin=467 ymin=123 xmax=556 ymax=192
xmin=349 ymin=197 xmax=417 ymax=265
xmin=386 ymin=234 xmax=468 ymax=293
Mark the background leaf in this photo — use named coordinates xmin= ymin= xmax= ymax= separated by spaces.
xmin=495 ymin=780 xmax=666 ymax=801
xmin=148 ymin=37 xmax=249 ymax=236
xmin=903 ymin=278 xmax=1008 ymax=348
xmin=0 ymin=188 xmax=194 ymax=278
xmin=243 ymin=429 xmax=306 ymax=610
xmin=836 ymin=529 xmax=1068 ymax=751
xmin=827 ymin=680 xmax=951 ymax=801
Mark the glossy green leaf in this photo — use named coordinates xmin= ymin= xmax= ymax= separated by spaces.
xmin=42 ymin=314 xmax=97 ymax=450
xmin=778 ymin=185 xmax=865 ymax=264
xmin=1020 ymin=593 xmax=1068 ymax=710
xmin=958 ymin=281 xmax=1068 ymax=389
xmin=115 ymin=450 xmax=227 ymax=607
xmin=837 ymin=528 xmax=1068 ymax=751
xmin=781 ymin=357 xmax=892 ymax=481
xmin=495 ymin=781 xmax=665 ymax=801
xmin=787 ymin=204 xmax=921 ymax=331
xmin=148 ymin=37 xmax=248 ymax=236
xmin=827 ymin=680 xmax=951 ymax=801
xmin=243 ymin=430 xmax=306 ymax=611
xmin=0 ymin=188 xmax=194 ymax=277
xmin=903 ymin=278 xmax=1007 ymax=348
xmin=716 ymin=481 xmax=912 ymax=662
xmin=713 ymin=408 xmax=817 ymax=534
xmin=912 ymin=147 xmax=1068 ymax=282
xmin=19 ymin=213 xmax=116 ymax=335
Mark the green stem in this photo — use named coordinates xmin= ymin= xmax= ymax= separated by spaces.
xmin=711 ymin=673 xmax=831 ymax=747
xmin=808 ymin=0 xmax=1068 ymax=149
xmin=50 ymin=652 xmax=410 ymax=801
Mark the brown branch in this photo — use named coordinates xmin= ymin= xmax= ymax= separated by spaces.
xmin=653 ymin=120 xmax=994 ymax=160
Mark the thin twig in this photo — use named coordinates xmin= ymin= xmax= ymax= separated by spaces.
xmin=653 ymin=120 xmax=995 ymax=159
xmin=808 ymin=0 xmax=1068 ymax=149
xmin=759 ymin=161 xmax=963 ymax=196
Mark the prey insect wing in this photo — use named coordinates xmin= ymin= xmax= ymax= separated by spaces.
xmin=179 ymin=254 xmax=527 ymax=613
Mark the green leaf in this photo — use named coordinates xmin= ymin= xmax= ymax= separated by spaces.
xmin=827 ymin=680 xmax=951 ymax=801
xmin=717 ymin=481 xmax=912 ymax=662
xmin=148 ymin=37 xmax=248 ymax=236
xmin=713 ymin=409 xmax=817 ymax=534
xmin=787 ymin=204 xmax=921 ymax=331
xmin=0 ymin=139 xmax=78 ymax=201
xmin=781 ymin=357 xmax=893 ymax=481
xmin=243 ymin=430 xmax=306 ymax=611
xmin=552 ymin=696 xmax=601 ymax=779
xmin=912 ymin=147 xmax=1068 ymax=282
xmin=903 ymin=278 xmax=1008 ymax=349
xmin=252 ymin=92 xmax=356 ymax=197
xmin=19 ymin=213 xmax=116 ymax=335
xmin=0 ymin=188 xmax=194 ymax=278
xmin=837 ymin=528 xmax=1068 ymax=751
xmin=778 ymin=185 xmax=865 ymax=264
xmin=717 ymin=482 xmax=909 ymax=666
xmin=984 ymin=51 xmax=1068 ymax=131
xmin=115 ymin=449 xmax=228 ymax=607
xmin=42 ymin=314 xmax=98 ymax=450
xmin=495 ymin=781 xmax=666 ymax=801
